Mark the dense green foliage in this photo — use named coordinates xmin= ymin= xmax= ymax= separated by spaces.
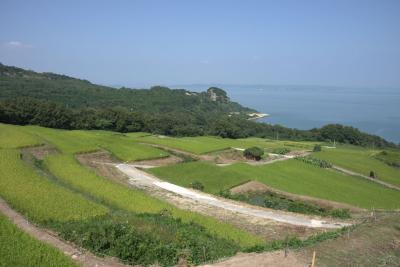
xmin=53 ymin=213 xmax=239 ymax=266
xmin=190 ymin=181 xmax=205 ymax=191
xmin=313 ymin=145 xmax=400 ymax=187
xmin=0 ymin=214 xmax=78 ymax=267
xmin=243 ymin=146 xmax=264 ymax=160
xmin=295 ymin=156 xmax=332 ymax=168
xmin=220 ymin=191 xmax=350 ymax=219
xmin=0 ymin=63 xmax=396 ymax=147
xmin=150 ymin=160 xmax=400 ymax=209
xmin=0 ymin=149 xmax=109 ymax=222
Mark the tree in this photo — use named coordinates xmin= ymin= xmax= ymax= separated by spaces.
xmin=243 ymin=147 xmax=264 ymax=161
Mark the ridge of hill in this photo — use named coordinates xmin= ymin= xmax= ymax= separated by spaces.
xmin=0 ymin=63 xmax=396 ymax=148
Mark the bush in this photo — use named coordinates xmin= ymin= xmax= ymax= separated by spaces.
xmin=272 ymin=147 xmax=291 ymax=155
xmin=313 ymin=144 xmax=322 ymax=152
xmin=243 ymin=147 xmax=264 ymax=161
xmin=370 ymin=171 xmax=376 ymax=178
xmin=190 ymin=181 xmax=204 ymax=191
xmin=221 ymin=191 xmax=350 ymax=219
xmin=52 ymin=214 xmax=239 ymax=266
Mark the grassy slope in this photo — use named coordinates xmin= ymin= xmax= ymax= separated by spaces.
xmin=0 ymin=214 xmax=78 ymax=267
xmin=150 ymin=161 xmax=250 ymax=193
xmin=21 ymin=126 xmax=168 ymax=161
xmin=132 ymin=135 xmax=318 ymax=155
xmin=0 ymin=123 xmax=262 ymax=247
xmin=0 ymin=123 xmax=43 ymax=148
xmin=299 ymin=212 xmax=400 ymax=266
xmin=313 ymin=146 xmax=400 ymax=187
xmin=0 ymin=149 xmax=108 ymax=222
xmin=150 ymin=160 xmax=400 ymax=209
xmin=44 ymin=154 xmax=262 ymax=247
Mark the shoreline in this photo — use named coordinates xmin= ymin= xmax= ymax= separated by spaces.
xmin=247 ymin=112 xmax=269 ymax=120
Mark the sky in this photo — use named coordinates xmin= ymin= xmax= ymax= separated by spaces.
xmin=1 ymin=0 xmax=400 ymax=88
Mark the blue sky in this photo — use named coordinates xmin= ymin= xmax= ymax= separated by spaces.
xmin=1 ymin=0 xmax=399 ymax=88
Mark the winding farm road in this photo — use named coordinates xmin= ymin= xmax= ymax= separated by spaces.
xmin=116 ymin=164 xmax=351 ymax=229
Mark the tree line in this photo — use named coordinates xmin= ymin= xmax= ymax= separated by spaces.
xmin=0 ymin=97 xmax=396 ymax=148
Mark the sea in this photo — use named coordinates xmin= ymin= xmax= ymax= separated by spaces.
xmin=180 ymin=84 xmax=400 ymax=143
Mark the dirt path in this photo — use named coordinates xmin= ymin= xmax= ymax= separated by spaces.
xmin=332 ymin=165 xmax=400 ymax=191
xmin=116 ymin=164 xmax=351 ymax=229
xmin=201 ymin=250 xmax=308 ymax=267
xmin=0 ymin=198 xmax=131 ymax=267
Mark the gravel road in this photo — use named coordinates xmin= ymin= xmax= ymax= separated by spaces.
xmin=116 ymin=164 xmax=351 ymax=229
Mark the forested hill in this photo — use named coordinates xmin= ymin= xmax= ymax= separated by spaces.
xmin=0 ymin=63 xmax=254 ymax=115
xmin=0 ymin=63 xmax=396 ymax=148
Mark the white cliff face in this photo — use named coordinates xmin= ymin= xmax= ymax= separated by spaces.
xmin=209 ymin=90 xmax=217 ymax=101
xmin=207 ymin=87 xmax=229 ymax=102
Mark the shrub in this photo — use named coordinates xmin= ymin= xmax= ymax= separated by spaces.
xmin=190 ymin=181 xmax=205 ymax=191
xmin=370 ymin=171 xmax=376 ymax=178
xmin=221 ymin=191 xmax=350 ymax=219
xmin=52 ymin=214 xmax=239 ymax=266
xmin=243 ymin=146 xmax=264 ymax=160
xmin=295 ymin=156 xmax=332 ymax=168
xmin=313 ymin=144 xmax=322 ymax=152
xmin=272 ymin=147 xmax=291 ymax=155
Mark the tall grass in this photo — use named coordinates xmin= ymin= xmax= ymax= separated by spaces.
xmin=0 ymin=214 xmax=78 ymax=267
xmin=0 ymin=123 xmax=43 ymax=148
xmin=0 ymin=149 xmax=108 ymax=222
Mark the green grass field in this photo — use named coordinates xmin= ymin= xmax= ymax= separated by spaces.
xmin=0 ymin=123 xmax=43 ymax=148
xmin=0 ymin=149 xmax=108 ymax=223
xmin=131 ymin=135 xmax=319 ymax=154
xmin=150 ymin=160 xmax=400 ymax=209
xmin=313 ymin=145 xmax=400 ymax=187
xmin=44 ymin=154 xmax=262 ymax=247
xmin=20 ymin=126 xmax=168 ymax=161
xmin=0 ymin=214 xmax=78 ymax=267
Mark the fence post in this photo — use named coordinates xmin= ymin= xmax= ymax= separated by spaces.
xmin=311 ymin=251 xmax=316 ymax=267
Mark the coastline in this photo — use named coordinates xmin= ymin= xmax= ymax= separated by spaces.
xmin=247 ymin=112 xmax=269 ymax=120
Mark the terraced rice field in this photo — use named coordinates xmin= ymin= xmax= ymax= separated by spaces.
xmin=21 ymin=126 xmax=168 ymax=161
xmin=0 ymin=123 xmax=42 ymax=148
xmin=44 ymin=154 xmax=263 ymax=247
xmin=0 ymin=213 xmax=77 ymax=267
xmin=131 ymin=134 xmax=319 ymax=154
xmin=0 ymin=149 xmax=108 ymax=222
xmin=150 ymin=160 xmax=400 ymax=209
xmin=313 ymin=145 xmax=400 ymax=187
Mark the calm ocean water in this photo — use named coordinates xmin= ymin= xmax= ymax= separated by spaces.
xmin=182 ymin=85 xmax=400 ymax=143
